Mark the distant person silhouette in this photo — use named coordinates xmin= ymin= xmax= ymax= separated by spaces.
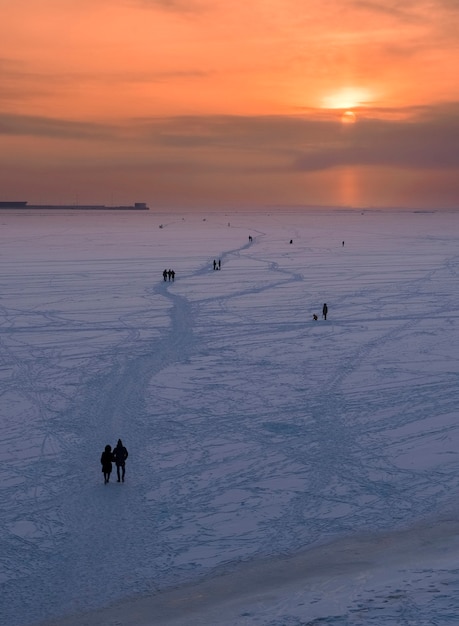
xmin=100 ymin=444 xmax=114 ymax=484
xmin=322 ymin=303 xmax=328 ymax=320
xmin=113 ymin=439 xmax=129 ymax=482
xmin=163 ymin=269 xmax=168 ymax=281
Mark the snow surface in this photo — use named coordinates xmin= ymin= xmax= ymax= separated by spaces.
xmin=1 ymin=207 xmax=459 ymax=625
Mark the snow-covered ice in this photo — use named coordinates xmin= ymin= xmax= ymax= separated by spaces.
xmin=1 ymin=207 xmax=459 ymax=625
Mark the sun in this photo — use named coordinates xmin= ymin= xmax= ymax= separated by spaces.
xmin=341 ymin=110 xmax=356 ymax=124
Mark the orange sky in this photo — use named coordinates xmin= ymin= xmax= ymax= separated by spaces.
xmin=1 ymin=0 xmax=459 ymax=209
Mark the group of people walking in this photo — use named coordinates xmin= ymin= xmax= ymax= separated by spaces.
xmin=163 ymin=269 xmax=175 ymax=282
xmin=101 ymin=439 xmax=129 ymax=484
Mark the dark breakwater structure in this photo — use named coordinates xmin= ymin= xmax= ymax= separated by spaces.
xmin=0 ymin=201 xmax=149 ymax=211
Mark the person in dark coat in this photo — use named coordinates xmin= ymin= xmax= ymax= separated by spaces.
xmin=101 ymin=444 xmax=114 ymax=484
xmin=113 ymin=439 xmax=129 ymax=482
xmin=322 ymin=303 xmax=328 ymax=320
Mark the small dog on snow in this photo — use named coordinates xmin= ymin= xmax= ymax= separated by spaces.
xmin=313 ymin=314 xmax=318 ymax=321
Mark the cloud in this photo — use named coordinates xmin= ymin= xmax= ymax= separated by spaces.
xmin=99 ymin=0 xmax=205 ymax=13
xmin=1 ymin=104 xmax=459 ymax=173
xmin=129 ymin=105 xmax=459 ymax=171
xmin=130 ymin=114 xmax=330 ymax=149
xmin=353 ymin=0 xmax=459 ymax=19
xmin=0 ymin=59 xmax=62 ymax=104
xmin=352 ymin=0 xmax=423 ymax=22
xmin=0 ymin=48 xmax=210 ymax=95
xmin=0 ymin=59 xmax=210 ymax=108
xmin=0 ymin=113 xmax=117 ymax=140
xmin=140 ymin=0 xmax=203 ymax=10
xmin=293 ymin=104 xmax=459 ymax=171
xmin=350 ymin=0 xmax=459 ymax=46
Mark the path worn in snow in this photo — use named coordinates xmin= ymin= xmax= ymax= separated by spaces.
xmin=1 ymin=209 xmax=459 ymax=625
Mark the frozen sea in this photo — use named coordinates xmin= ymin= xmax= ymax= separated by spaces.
xmin=1 ymin=206 xmax=459 ymax=625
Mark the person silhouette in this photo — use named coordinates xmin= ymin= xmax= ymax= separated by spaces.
xmin=113 ymin=439 xmax=129 ymax=482
xmin=100 ymin=444 xmax=114 ymax=484
xmin=322 ymin=303 xmax=328 ymax=320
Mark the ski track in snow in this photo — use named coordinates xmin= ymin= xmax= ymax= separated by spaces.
xmin=1 ymin=209 xmax=459 ymax=625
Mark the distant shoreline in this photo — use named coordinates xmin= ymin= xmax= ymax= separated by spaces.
xmin=0 ymin=201 xmax=149 ymax=211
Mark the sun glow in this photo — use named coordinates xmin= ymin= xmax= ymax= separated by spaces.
xmin=322 ymin=87 xmax=371 ymax=110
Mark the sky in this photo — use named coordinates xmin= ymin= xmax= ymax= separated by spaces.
xmin=1 ymin=0 xmax=459 ymax=209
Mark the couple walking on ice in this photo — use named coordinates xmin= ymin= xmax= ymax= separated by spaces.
xmin=101 ymin=439 xmax=129 ymax=484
